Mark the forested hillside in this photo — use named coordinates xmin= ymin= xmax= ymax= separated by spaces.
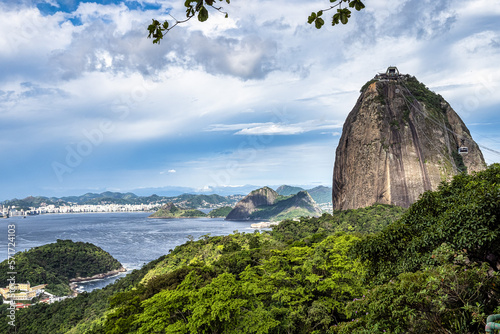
xmin=0 ymin=239 xmax=122 ymax=296
xmin=1 ymin=164 xmax=499 ymax=333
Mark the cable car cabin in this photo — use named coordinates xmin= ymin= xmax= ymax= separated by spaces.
xmin=458 ymin=147 xmax=468 ymax=154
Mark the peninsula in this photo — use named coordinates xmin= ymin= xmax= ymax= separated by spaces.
xmin=148 ymin=202 xmax=207 ymax=219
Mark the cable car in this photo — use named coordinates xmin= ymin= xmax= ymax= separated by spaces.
xmin=458 ymin=147 xmax=468 ymax=154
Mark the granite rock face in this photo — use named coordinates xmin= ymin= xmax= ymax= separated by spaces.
xmin=332 ymin=74 xmax=486 ymax=210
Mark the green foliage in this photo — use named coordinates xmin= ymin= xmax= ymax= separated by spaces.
xmin=271 ymin=204 xmax=406 ymax=244
xmin=148 ymin=0 xmax=231 ymax=44
xmin=389 ymin=119 xmax=399 ymax=129
xmin=150 ymin=1 xmax=365 ymax=44
xmin=335 ymin=244 xmax=500 ymax=333
xmin=208 ymin=206 xmax=233 ymax=217
xmin=308 ymin=0 xmax=365 ymax=29
xmin=106 ymin=233 xmax=364 ymax=333
xmin=354 ymin=164 xmax=500 ymax=283
xmin=360 ymin=79 xmax=377 ymax=93
xmin=275 ymin=185 xmax=305 ymax=196
xmin=0 ymin=254 xmax=168 ymax=334
xmin=452 ymin=150 xmax=467 ymax=173
xmin=0 ymin=239 xmax=122 ymax=295
xmin=404 ymin=76 xmax=446 ymax=115
xmin=247 ymin=191 xmax=322 ymax=221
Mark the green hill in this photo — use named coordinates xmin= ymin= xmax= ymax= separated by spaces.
xmin=149 ymin=203 xmax=207 ymax=218
xmin=0 ymin=239 xmax=123 ymax=296
xmin=307 ymin=185 xmax=332 ymax=204
xmin=274 ymin=185 xmax=332 ymax=204
xmin=226 ymin=187 xmax=322 ymax=221
xmin=275 ymin=185 xmax=305 ymax=196
xmin=208 ymin=206 xmax=233 ymax=218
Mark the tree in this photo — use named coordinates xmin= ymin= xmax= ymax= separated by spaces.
xmin=147 ymin=0 xmax=366 ymax=44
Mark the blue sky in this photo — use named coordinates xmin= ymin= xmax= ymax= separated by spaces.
xmin=0 ymin=0 xmax=500 ymax=200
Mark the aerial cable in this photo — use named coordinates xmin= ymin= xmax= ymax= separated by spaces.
xmin=396 ymin=78 xmax=500 ymax=158
xmin=398 ymin=87 xmax=460 ymax=173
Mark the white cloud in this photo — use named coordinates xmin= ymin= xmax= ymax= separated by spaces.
xmin=1 ymin=0 xmax=500 ymax=198
xmin=207 ymin=120 xmax=343 ymax=135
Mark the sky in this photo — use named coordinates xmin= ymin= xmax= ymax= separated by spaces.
xmin=0 ymin=0 xmax=499 ymax=200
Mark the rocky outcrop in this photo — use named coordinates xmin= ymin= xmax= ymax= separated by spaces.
xmin=225 ymin=187 xmax=278 ymax=220
xmin=277 ymin=191 xmax=323 ymax=218
xmin=69 ymin=267 xmax=127 ymax=283
xmin=332 ymin=73 xmax=486 ymax=210
xmin=226 ymin=188 xmax=322 ymax=221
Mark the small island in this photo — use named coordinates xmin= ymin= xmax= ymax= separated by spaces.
xmin=0 ymin=239 xmax=124 ymax=297
xmin=148 ymin=202 xmax=207 ymax=219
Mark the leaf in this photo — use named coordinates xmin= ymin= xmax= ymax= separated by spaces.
xmin=340 ymin=8 xmax=351 ymax=24
xmin=332 ymin=13 xmax=340 ymax=26
xmin=355 ymin=1 xmax=366 ymax=11
xmin=198 ymin=6 xmax=209 ymax=22
xmin=315 ymin=17 xmax=324 ymax=29
xmin=307 ymin=12 xmax=316 ymax=24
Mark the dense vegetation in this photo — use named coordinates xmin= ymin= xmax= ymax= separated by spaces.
xmin=307 ymin=185 xmax=333 ymax=204
xmin=0 ymin=239 xmax=122 ymax=296
xmin=208 ymin=206 xmax=233 ymax=218
xmin=2 ymin=164 xmax=499 ymax=333
xmin=403 ymin=75 xmax=447 ymax=115
xmin=275 ymin=185 xmax=332 ymax=204
xmin=275 ymin=185 xmax=305 ymax=196
xmin=0 ymin=254 xmax=166 ymax=334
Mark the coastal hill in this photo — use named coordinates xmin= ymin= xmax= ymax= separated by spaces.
xmin=0 ymin=239 xmax=124 ymax=296
xmin=148 ymin=203 xmax=207 ymax=219
xmin=226 ymin=187 xmax=322 ymax=221
xmin=276 ymin=185 xmax=305 ymax=196
xmin=276 ymin=185 xmax=332 ymax=204
xmin=333 ymin=69 xmax=486 ymax=210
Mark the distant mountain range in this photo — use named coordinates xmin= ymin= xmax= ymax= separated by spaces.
xmin=1 ymin=192 xmax=243 ymax=210
xmin=1 ymin=185 xmax=331 ymax=210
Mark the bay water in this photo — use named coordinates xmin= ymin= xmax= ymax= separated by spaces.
xmin=0 ymin=213 xmax=255 ymax=291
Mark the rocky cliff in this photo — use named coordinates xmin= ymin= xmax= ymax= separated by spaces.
xmin=225 ymin=187 xmax=278 ymax=220
xmin=332 ymin=72 xmax=486 ymax=210
xmin=226 ymin=187 xmax=322 ymax=221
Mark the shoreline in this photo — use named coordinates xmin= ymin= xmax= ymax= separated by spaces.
xmin=69 ymin=267 xmax=127 ymax=296
xmin=148 ymin=216 xmax=213 ymax=219
xmin=69 ymin=266 xmax=127 ymax=283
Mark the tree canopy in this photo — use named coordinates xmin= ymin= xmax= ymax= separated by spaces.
xmin=148 ymin=0 xmax=366 ymax=44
